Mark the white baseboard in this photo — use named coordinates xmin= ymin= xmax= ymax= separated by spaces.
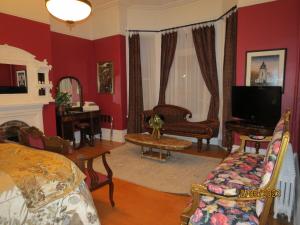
xmin=73 ymin=129 xmax=127 ymax=144
xmin=98 ymin=128 xmax=127 ymax=143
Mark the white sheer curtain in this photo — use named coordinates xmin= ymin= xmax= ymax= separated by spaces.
xmin=215 ymin=19 xmax=226 ymax=143
xmin=129 ymin=20 xmax=226 ymax=144
xmin=165 ymin=27 xmax=210 ymax=122
xmin=139 ymin=33 xmax=160 ymax=110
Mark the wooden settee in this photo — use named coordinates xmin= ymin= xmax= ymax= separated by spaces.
xmin=181 ymin=111 xmax=290 ymax=225
xmin=141 ymin=104 xmax=219 ymax=150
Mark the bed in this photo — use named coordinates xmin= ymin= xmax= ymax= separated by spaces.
xmin=0 ymin=142 xmax=100 ymax=225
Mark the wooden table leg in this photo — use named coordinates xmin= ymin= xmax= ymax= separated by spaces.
xmin=197 ymin=139 xmax=202 ymax=152
xmin=255 ymin=142 xmax=260 ymax=154
xmin=159 ymin=148 xmax=162 ymax=161
xmin=167 ymin=151 xmax=171 ymax=158
xmin=226 ymin=129 xmax=233 ymax=153
xmin=102 ymin=154 xmax=115 ymax=207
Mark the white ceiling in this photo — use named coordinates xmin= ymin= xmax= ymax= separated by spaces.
xmin=91 ymin=0 xmax=194 ymax=7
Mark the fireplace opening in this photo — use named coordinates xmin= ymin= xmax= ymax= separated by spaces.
xmin=0 ymin=120 xmax=29 ymax=142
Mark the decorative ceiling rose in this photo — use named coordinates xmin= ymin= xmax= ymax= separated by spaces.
xmin=45 ymin=0 xmax=92 ymax=23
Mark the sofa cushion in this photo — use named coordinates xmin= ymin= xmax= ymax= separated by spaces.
xmin=189 ymin=196 xmax=259 ymax=225
xmin=204 ymin=152 xmax=265 ymax=196
xmin=162 ymin=122 xmax=212 ymax=135
xmin=28 ymin=135 xmax=45 ymax=149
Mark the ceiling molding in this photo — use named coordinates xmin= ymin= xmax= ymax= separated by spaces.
xmin=237 ymin=0 xmax=275 ymax=8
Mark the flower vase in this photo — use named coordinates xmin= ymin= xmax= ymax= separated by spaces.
xmin=152 ymin=128 xmax=161 ymax=140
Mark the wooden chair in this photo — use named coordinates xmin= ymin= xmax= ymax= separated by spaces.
xmin=74 ymin=122 xmax=94 ymax=149
xmin=237 ymin=135 xmax=272 ymax=153
xmin=18 ymin=126 xmax=115 ymax=207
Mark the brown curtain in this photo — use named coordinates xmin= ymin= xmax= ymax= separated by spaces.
xmin=127 ymin=34 xmax=144 ymax=133
xmin=192 ymin=26 xmax=219 ymax=120
xmin=158 ymin=31 xmax=178 ymax=104
xmin=222 ymin=11 xmax=238 ymax=146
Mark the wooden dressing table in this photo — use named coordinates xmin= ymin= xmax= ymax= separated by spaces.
xmin=56 ymin=110 xmax=101 ymax=147
xmin=55 ymin=76 xmax=101 ymax=148
xmin=225 ymin=120 xmax=274 ymax=153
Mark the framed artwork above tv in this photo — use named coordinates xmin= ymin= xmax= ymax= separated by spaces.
xmin=245 ymin=48 xmax=287 ymax=92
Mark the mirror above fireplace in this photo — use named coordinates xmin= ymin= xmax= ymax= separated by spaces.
xmin=0 ymin=63 xmax=28 ymax=94
xmin=0 ymin=44 xmax=53 ymax=106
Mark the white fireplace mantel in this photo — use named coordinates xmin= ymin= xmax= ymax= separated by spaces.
xmin=0 ymin=103 xmax=45 ymax=131
xmin=0 ymin=44 xmax=54 ymax=106
xmin=0 ymin=44 xmax=54 ymax=131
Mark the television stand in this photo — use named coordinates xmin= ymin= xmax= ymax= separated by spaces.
xmin=225 ymin=120 xmax=275 ymax=153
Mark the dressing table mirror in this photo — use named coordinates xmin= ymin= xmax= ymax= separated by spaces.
xmin=56 ymin=76 xmax=101 ymax=148
xmin=57 ymin=76 xmax=83 ymax=109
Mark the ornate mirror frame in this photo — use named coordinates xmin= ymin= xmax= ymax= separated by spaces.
xmin=0 ymin=44 xmax=53 ymax=106
xmin=57 ymin=76 xmax=83 ymax=108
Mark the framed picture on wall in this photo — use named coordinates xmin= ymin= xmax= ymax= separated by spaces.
xmin=245 ymin=48 xmax=287 ymax=91
xmin=16 ymin=70 xmax=27 ymax=87
xmin=97 ymin=61 xmax=114 ymax=94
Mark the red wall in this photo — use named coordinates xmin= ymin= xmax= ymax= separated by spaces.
xmin=50 ymin=32 xmax=95 ymax=101
xmin=0 ymin=13 xmax=52 ymax=62
xmin=0 ymin=13 xmax=56 ymax=136
xmin=93 ymin=35 xmax=127 ymax=130
xmin=0 ymin=13 xmax=128 ymax=134
xmin=236 ymin=0 xmax=300 ymax=150
xmin=51 ymin=33 xmax=127 ymax=131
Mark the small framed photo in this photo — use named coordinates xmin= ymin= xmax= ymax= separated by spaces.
xmin=97 ymin=61 xmax=114 ymax=94
xmin=245 ymin=49 xmax=287 ymax=91
xmin=16 ymin=70 xmax=27 ymax=87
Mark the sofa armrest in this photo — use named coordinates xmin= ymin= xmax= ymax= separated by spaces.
xmin=191 ymin=183 xmax=278 ymax=201
xmin=43 ymin=136 xmax=71 ymax=154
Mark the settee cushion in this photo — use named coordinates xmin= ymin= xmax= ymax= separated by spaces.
xmin=204 ymin=152 xmax=265 ymax=196
xmin=162 ymin=122 xmax=212 ymax=136
xmin=189 ymin=196 xmax=259 ymax=225
xmin=28 ymin=135 xmax=45 ymax=149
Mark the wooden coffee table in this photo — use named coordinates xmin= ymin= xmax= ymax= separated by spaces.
xmin=124 ymin=133 xmax=192 ymax=162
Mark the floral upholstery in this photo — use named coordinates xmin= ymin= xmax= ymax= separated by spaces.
xmin=261 ymin=119 xmax=284 ymax=188
xmin=185 ymin=112 xmax=290 ymax=225
xmin=204 ymin=152 xmax=265 ymax=196
xmin=255 ymin=115 xmax=285 ymax=216
xmin=189 ymin=196 xmax=259 ymax=225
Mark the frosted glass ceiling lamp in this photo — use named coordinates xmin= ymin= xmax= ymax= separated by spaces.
xmin=45 ymin=0 xmax=92 ymax=23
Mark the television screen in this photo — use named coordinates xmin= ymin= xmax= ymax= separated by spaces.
xmin=232 ymin=86 xmax=282 ymax=127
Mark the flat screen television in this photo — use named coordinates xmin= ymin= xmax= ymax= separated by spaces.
xmin=232 ymin=86 xmax=282 ymax=127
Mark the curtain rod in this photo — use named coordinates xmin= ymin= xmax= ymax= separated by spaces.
xmin=127 ymin=5 xmax=236 ymax=33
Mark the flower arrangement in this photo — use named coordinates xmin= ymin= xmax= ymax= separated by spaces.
xmin=55 ymin=91 xmax=71 ymax=115
xmin=149 ymin=114 xmax=164 ymax=139
xmin=55 ymin=91 xmax=71 ymax=106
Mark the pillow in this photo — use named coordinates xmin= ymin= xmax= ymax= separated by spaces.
xmin=28 ymin=135 xmax=45 ymax=149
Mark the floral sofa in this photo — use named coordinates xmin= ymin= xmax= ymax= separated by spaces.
xmin=181 ymin=111 xmax=290 ymax=225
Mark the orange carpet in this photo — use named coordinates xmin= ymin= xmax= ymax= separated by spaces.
xmin=92 ymin=178 xmax=190 ymax=225
xmin=88 ymin=140 xmax=289 ymax=225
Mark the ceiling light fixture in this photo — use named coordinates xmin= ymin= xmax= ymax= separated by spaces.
xmin=45 ymin=0 xmax=92 ymax=23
